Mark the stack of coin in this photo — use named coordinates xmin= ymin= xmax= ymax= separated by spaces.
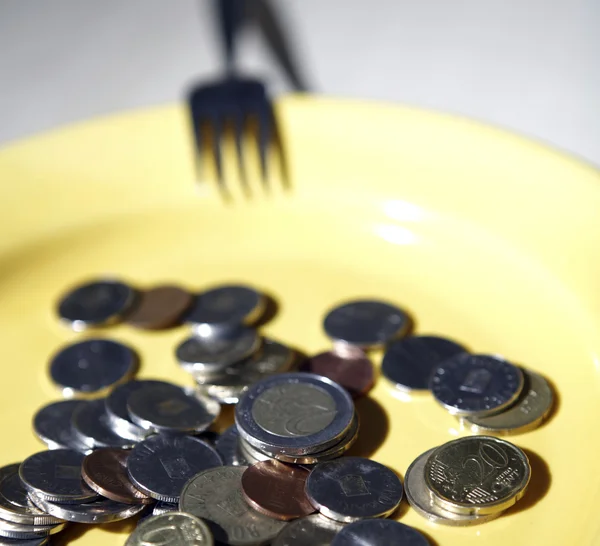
xmin=405 ymin=436 xmax=531 ymax=525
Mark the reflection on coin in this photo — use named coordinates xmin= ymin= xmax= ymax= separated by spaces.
xmin=305 ymin=457 xmax=403 ymax=522
xmin=241 ymin=461 xmax=314 ymax=521
xmin=127 ymin=383 xmax=220 ymax=434
xmin=125 ymin=512 xmax=214 ymax=546
xmin=300 ymin=350 xmax=374 ymax=398
xmin=382 ymin=336 xmax=467 ymax=393
xmin=176 ymin=327 xmax=261 ymax=374
xmin=179 ymin=466 xmax=286 ymax=546
xmin=28 ymin=491 xmax=145 ymax=524
xmin=272 ymin=514 xmax=343 ymax=546
xmin=33 ymin=400 xmax=89 ymax=452
xmin=323 ymin=300 xmax=409 ymax=348
xmin=0 ymin=519 xmax=66 ymax=540
xmin=185 ymin=285 xmax=265 ymax=331
xmin=463 ymin=369 xmax=554 ymax=435
xmin=49 ymin=339 xmax=137 ymax=398
xmin=57 ymin=279 xmax=136 ymax=331
xmin=236 ymin=373 xmax=355 ymax=456
xmin=125 ymin=285 xmax=193 ymax=330
xmin=424 ymin=436 xmax=530 ymax=515
xmin=19 ymin=450 xmax=98 ymax=504
xmin=0 ymin=536 xmax=49 ymax=545
xmin=405 ymin=448 xmax=501 ymax=526
xmin=215 ymin=426 xmax=241 ymax=466
xmin=82 ymin=449 xmax=152 ymax=505
xmin=430 ymin=353 xmax=524 ymax=417
xmin=127 ymin=435 xmax=223 ymax=503
xmin=0 ymin=469 xmax=63 ymax=526
xmin=330 ymin=519 xmax=430 ymax=546
xmin=71 ymin=400 xmax=135 ymax=450
xmin=105 ymin=380 xmax=165 ymax=442
xmin=152 ymin=502 xmax=178 ymax=516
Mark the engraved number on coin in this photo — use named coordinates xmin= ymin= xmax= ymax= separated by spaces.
xmin=459 ymin=369 xmax=492 ymax=394
xmin=339 ymin=475 xmax=370 ymax=497
xmin=55 ymin=465 xmax=82 ymax=480
xmin=159 ymin=457 xmax=191 ymax=479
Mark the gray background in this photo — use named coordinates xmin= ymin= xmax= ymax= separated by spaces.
xmin=1 ymin=0 xmax=598 ymax=164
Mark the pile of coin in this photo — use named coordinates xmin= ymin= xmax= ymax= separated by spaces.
xmin=405 ymin=436 xmax=531 ymax=526
xmin=382 ymin=336 xmax=555 ymax=435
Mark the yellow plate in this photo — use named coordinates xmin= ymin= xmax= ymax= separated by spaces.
xmin=1 ymin=97 xmax=599 ymax=545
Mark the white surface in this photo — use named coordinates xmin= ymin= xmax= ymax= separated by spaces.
xmin=0 ymin=0 xmax=599 ymax=164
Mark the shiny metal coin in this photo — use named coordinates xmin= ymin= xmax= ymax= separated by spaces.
xmin=424 ymin=436 xmax=531 ymax=515
xmin=19 ymin=450 xmax=97 ymax=504
xmin=323 ymin=300 xmax=409 ymax=348
xmin=0 ymin=536 xmax=49 ymax=545
xmin=196 ymin=339 xmax=295 ymax=404
xmin=57 ymin=279 xmax=136 ymax=331
xmin=176 ymin=327 xmax=261 ymax=374
xmin=0 ymin=469 xmax=63 ymax=526
xmin=305 ymin=457 xmax=403 ymax=522
xmin=127 ymin=383 xmax=220 ymax=434
xmin=215 ymin=426 xmax=242 ymax=465
xmin=82 ymin=449 xmax=152 ymax=505
xmin=405 ymin=448 xmax=501 ymax=526
xmin=127 ymin=435 xmax=223 ymax=503
xmin=235 ymin=373 xmax=355 ymax=456
xmin=32 ymin=400 xmax=89 ymax=452
xmin=71 ymin=399 xmax=135 ymax=449
xmin=185 ymin=285 xmax=265 ymax=332
xmin=330 ymin=519 xmax=430 ymax=546
xmin=382 ymin=336 xmax=467 ymax=393
xmin=430 ymin=353 xmax=524 ymax=417
xmin=152 ymin=502 xmax=178 ymax=516
xmin=272 ymin=513 xmax=344 ymax=546
xmin=125 ymin=286 xmax=194 ymax=330
xmin=105 ymin=380 xmax=165 ymax=441
xmin=126 ymin=511 xmax=214 ymax=546
xmin=0 ymin=518 xmax=66 ymax=540
xmin=179 ymin=466 xmax=286 ymax=546
xmin=237 ymin=438 xmax=271 ymax=465
xmin=49 ymin=339 xmax=137 ymax=398
xmin=28 ymin=491 xmax=145 ymax=524
xmin=463 ymin=369 xmax=554 ymax=435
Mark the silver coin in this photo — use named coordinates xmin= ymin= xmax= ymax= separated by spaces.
xmin=28 ymin=491 xmax=145 ymax=524
xmin=405 ymin=448 xmax=501 ymax=526
xmin=176 ymin=327 xmax=261 ymax=374
xmin=57 ymin=279 xmax=136 ymax=331
xmin=463 ymin=369 xmax=554 ymax=435
xmin=152 ymin=502 xmax=178 ymax=516
xmin=330 ymin=519 xmax=430 ymax=546
xmin=430 ymin=353 xmax=524 ymax=417
xmin=185 ymin=285 xmax=265 ymax=331
xmin=424 ymin=436 xmax=531 ymax=515
xmin=105 ymin=380 xmax=166 ymax=441
xmin=272 ymin=513 xmax=343 ymax=546
xmin=323 ymin=300 xmax=409 ymax=348
xmin=237 ymin=438 xmax=271 ymax=465
xmin=49 ymin=339 xmax=138 ymax=398
xmin=126 ymin=511 xmax=214 ymax=546
xmin=127 ymin=435 xmax=223 ymax=503
xmin=179 ymin=466 xmax=286 ymax=546
xmin=32 ymin=400 xmax=90 ymax=452
xmin=305 ymin=457 xmax=403 ymax=522
xmin=235 ymin=373 xmax=355 ymax=456
xmin=196 ymin=339 xmax=296 ymax=404
xmin=215 ymin=426 xmax=242 ymax=466
xmin=0 ymin=536 xmax=49 ymax=545
xmin=0 ymin=519 xmax=66 ymax=540
xmin=0 ymin=469 xmax=63 ymax=526
xmin=71 ymin=399 xmax=135 ymax=449
xmin=19 ymin=450 xmax=98 ymax=504
xmin=127 ymin=383 xmax=220 ymax=434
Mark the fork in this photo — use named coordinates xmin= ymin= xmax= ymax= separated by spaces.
xmin=188 ymin=0 xmax=283 ymax=199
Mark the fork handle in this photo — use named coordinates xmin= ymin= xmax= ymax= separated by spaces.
xmin=214 ymin=0 xmax=245 ymax=75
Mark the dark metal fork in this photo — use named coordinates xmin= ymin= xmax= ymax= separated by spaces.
xmin=188 ymin=0 xmax=283 ymax=199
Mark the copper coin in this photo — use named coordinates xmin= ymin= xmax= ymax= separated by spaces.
xmin=241 ymin=460 xmax=315 ymax=521
xmin=300 ymin=350 xmax=374 ymax=398
xmin=81 ymin=448 xmax=153 ymax=505
xmin=125 ymin=286 xmax=193 ymax=329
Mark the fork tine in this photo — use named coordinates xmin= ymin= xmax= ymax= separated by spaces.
xmin=209 ymin=114 xmax=229 ymax=200
xmin=231 ymin=112 xmax=251 ymax=198
xmin=256 ymin=102 xmax=274 ymax=188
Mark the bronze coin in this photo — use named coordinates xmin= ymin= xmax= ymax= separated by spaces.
xmin=299 ymin=350 xmax=375 ymax=398
xmin=125 ymin=286 xmax=193 ymax=329
xmin=81 ymin=448 xmax=153 ymax=505
xmin=241 ymin=460 xmax=315 ymax=521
